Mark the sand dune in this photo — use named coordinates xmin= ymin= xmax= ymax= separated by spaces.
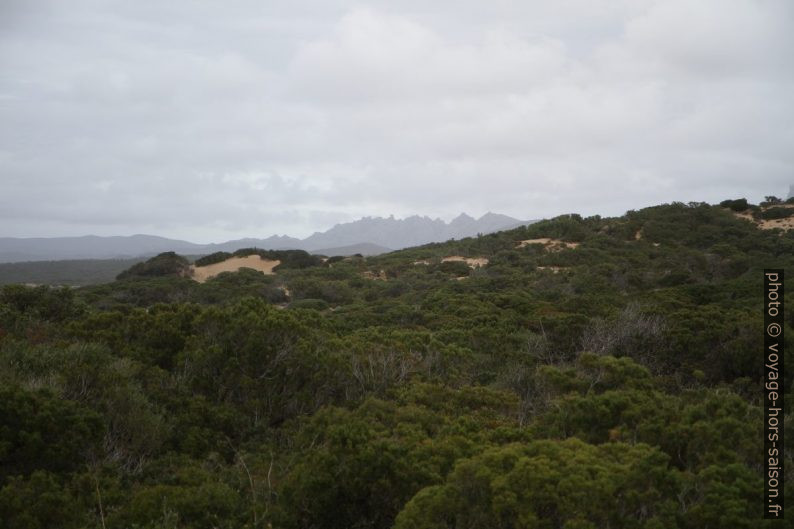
xmin=190 ymin=255 xmax=280 ymax=283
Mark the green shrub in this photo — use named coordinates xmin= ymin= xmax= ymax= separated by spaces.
xmin=760 ymin=206 xmax=794 ymax=220
xmin=438 ymin=260 xmax=471 ymax=276
xmin=193 ymin=251 xmax=232 ymax=267
xmin=288 ymin=298 xmax=330 ymax=311
xmin=719 ymin=198 xmax=749 ymax=212
xmin=116 ymin=252 xmax=190 ymax=280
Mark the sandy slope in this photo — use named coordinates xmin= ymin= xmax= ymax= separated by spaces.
xmin=516 ymin=238 xmax=580 ymax=251
xmin=760 ymin=217 xmax=794 ymax=230
xmin=441 ymin=256 xmax=489 ymax=268
xmin=731 ymin=205 xmax=794 ymax=231
xmin=190 ymin=255 xmax=280 ymax=283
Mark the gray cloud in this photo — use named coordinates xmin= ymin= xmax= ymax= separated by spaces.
xmin=1 ymin=0 xmax=792 ymax=242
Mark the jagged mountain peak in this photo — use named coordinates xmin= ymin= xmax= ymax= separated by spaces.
xmin=302 ymin=212 xmax=532 ymax=250
xmin=451 ymin=212 xmax=476 ymax=222
xmin=0 ymin=212 xmax=536 ymax=262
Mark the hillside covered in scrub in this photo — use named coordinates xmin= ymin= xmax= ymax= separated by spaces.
xmin=0 ymin=200 xmax=792 ymax=528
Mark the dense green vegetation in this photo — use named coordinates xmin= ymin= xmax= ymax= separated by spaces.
xmin=0 ymin=258 xmax=144 ymax=286
xmin=0 ymin=201 xmax=791 ymax=528
xmin=116 ymin=252 xmax=191 ymax=280
xmin=760 ymin=207 xmax=794 ymax=221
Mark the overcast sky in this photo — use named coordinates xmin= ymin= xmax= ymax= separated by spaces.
xmin=1 ymin=0 xmax=792 ymax=242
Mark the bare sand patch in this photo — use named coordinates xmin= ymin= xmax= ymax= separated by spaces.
xmin=516 ymin=238 xmax=580 ymax=251
xmin=731 ymin=206 xmax=794 ymax=231
xmin=634 ymin=229 xmax=642 ymax=240
xmin=733 ymin=211 xmax=756 ymax=223
xmin=363 ymin=270 xmax=387 ymax=280
xmin=537 ymin=266 xmax=568 ymax=273
xmin=441 ymin=256 xmax=489 ymax=268
xmin=190 ymin=255 xmax=280 ymax=283
xmin=413 ymin=260 xmax=430 ymax=265
xmin=760 ymin=217 xmax=794 ymax=230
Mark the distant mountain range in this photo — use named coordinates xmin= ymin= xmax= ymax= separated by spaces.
xmin=0 ymin=213 xmax=535 ymax=263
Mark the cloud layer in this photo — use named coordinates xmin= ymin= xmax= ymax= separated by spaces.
xmin=1 ymin=0 xmax=792 ymax=241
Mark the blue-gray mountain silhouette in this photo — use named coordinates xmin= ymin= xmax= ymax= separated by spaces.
xmin=0 ymin=213 xmax=533 ymax=262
